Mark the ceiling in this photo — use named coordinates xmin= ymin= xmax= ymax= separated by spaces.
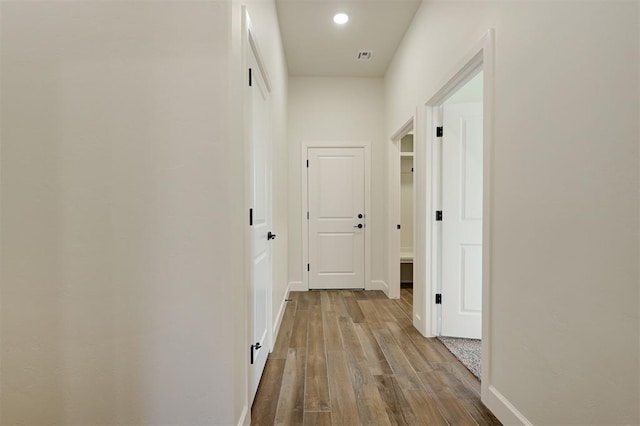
xmin=276 ymin=0 xmax=422 ymax=78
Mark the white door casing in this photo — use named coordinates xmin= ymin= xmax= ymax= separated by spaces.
xmin=307 ymin=147 xmax=365 ymax=290
xmin=248 ymin=38 xmax=272 ymax=401
xmin=441 ymin=102 xmax=483 ymax=339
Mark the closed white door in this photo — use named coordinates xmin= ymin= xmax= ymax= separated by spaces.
xmin=249 ymin=49 xmax=272 ymax=400
xmin=308 ymin=147 xmax=365 ymax=290
xmin=441 ymin=102 xmax=483 ymax=339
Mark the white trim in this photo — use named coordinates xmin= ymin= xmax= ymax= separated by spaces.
xmin=271 ymin=282 xmax=291 ymax=349
xmin=237 ymin=405 xmax=250 ymax=426
xmin=419 ymin=26 xmax=496 ymax=402
xmin=388 ymin=117 xmax=414 ymax=301
xmin=288 ymin=281 xmax=306 ymax=292
xmin=371 ymin=280 xmax=389 ymax=296
xmin=483 ymin=386 xmax=532 ymax=426
xmin=301 ymin=141 xmax=372 ymax=291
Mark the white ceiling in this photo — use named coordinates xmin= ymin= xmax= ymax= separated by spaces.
xmin=276 ymin=0 xmax=422 ymax=77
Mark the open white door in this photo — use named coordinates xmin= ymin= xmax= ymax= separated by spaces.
xmin=308 ymin=147 xmax=365 ymax=290
xmin=248 ymin=45 xmax=272 ymax=400
xmin=441 ymin=102 xmax=483 ymax=339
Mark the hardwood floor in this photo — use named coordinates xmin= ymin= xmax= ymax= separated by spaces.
xmin=251 ymin=289 xmax=501 ymax=425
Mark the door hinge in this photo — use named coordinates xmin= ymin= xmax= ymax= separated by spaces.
xmin=307 ymin=264 xmax=310 ymax=272
xmin=435 ymin=294 xmax=442 ymax=304
xmin=435 ymin=210 xmax=443 ymax=221
xmin=397 ymin=224 xmax=401 ymax=230
xmin=436 ymin=126 xmax=443 ymax=137
xmin=249 ymin=208 xmax=253 ymax=226
xmin=307 ymin=212 xmax=309 ymax=220
xmin=249 ymin=68 xmax=253 ymax=87
xmin=306 ymin=159 xmax=309 ymax=168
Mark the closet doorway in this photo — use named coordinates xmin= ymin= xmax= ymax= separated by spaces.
xmin=399 ymin=134 xmax=415 ymax=292
xmin=388 ymin=118 xmax=414 ymax=303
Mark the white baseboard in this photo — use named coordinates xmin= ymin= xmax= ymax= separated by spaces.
xmin=483 ymin=385 xmax=532 ymax=426
xmin=288 ymin=281 xmax=306 ymax=291
xmin=371 ymin=280 xmax=389 ymax=296
xmin=237 ymin=404 xmax=249 ymax=426
xmin=272 ymin=283 xmax=291 ymax=340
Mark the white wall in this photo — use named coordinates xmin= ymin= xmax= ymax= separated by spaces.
xmin=287 ymin=77 xmax=387 ymax=288
xmin=385 ymin=1 xmax=639 ymax=424
xmin=0 ymin=1 xmax=288 ymax=424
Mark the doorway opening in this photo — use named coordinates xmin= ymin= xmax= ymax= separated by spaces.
xmin=435 ymin=71 xmax=483 ymax=378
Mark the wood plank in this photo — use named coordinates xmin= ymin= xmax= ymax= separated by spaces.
xmin=381 ymin=299 xmax=413 ymax=328
xmin=322 ymin=309 xmax=343 ymax=351
xmin=386 ymin=322 xmax=433 ymax=373
xmin=374 ymin=375 xmax=419 ymax=426
xmin=370 ymin=324 xmax=421 ymax=390
xmin=402 ymin=327 xmax=446 ymax=363
xmin=358 ymin=299 xmax=396 ymax=323
xmin=416 ymin=371 xmax=478 ymax=426
xmin=328 ymin=291 xmax=349 ymax=315
xmin=326 ymin=350 xmax=361 ymax=425
xmin=270 ymin=301 xmax=296 ymax=359
xmin=398 ymin=387 xmax=449 ymax=426
xmin=251 ymin=359 xmax=285 ymax=426
xmin=305 ymin=305 xmax=330 ymax=412
xmin=344 ymin=296 xmax=365 ymax=323
xmin=344 ymin=354 xmax=392 ymax=426
xmin=337 ymin=316 xmax=367 ymax=363
xmin=274 ymin=348 xmax=306 ymax=426
xmin=302 ymin=411 xmax=332 ymax=426
xmin=289 ymin=308 xmax=309 ymax=348
xmin=353 ymin=322 xmax=393 ymax=375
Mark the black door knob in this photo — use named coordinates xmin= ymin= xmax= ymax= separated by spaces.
xmin=353 ymin=224 xmax=363 ymax=229
xmin=268 ymin=232 xmax=276 ymax=240
xmin=358 ymin=213 xmax=363 ymax=219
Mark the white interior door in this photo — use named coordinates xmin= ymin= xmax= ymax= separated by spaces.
xmin=249 ymin=49 xmax=272 ymax=400
xmin=308 ymin=147 xmax=365 ymax=290
xmin=441 ymin=102 xmax=483 ymax=339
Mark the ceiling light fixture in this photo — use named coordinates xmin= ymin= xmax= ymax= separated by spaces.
xmin=333 ymin=13 xmax=349 ymax=25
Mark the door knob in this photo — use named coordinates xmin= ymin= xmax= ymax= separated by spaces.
xmin=358 ymin=213 xmax=363 ymax=219
xmin=267 ymin=231 xmax=276 ymax=240
xmin=250 ymin=342 xmax=262 ymax=364
xmin=353 ymin=224 xmax=363 ymax=229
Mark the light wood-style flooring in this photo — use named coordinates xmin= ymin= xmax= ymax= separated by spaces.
xmin=251 ymin=289 xmax=501 ymax=425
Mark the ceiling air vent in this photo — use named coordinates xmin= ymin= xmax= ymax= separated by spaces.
xmin=357 ymin=51 xmax=373 ymax=61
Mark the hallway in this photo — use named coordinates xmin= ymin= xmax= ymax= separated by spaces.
xmin=251 ymin=290 xmax=501 ymax=425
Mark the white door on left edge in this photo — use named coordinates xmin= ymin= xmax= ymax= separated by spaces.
xmin=308 ymin=147 xmax=365 ymax=290
xmin=249 ymin=47 xmax=272 ymax=401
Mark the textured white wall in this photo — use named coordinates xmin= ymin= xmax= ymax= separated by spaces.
xmin=0 ymin=2 xmax=244 ymax=424
xmin=287 ymin=77 xmax=387 ymax=287
xmin=386 ymin=1 xmax=639 ymax=424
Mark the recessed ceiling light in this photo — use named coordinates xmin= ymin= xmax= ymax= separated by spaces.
xmin=333 ymin=13 xmax=349 ymax=25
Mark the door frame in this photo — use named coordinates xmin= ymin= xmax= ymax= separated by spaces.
xmin=301 ymin=141 xmax=372 ymax=291
xmin=417 ymin=28 xmax=494 ymax=398
xmin=388 ymin=118 xmax=414 ymax=300
xmin=242 ymin=6 xmax=273 ymax=404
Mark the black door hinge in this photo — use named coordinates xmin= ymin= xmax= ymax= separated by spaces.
xmin=306 ymin=159 xmax=309 ymax=168
xmin=307 ymin=264 xmax=310 ymax=272
xmin=436 ymin=126 xmax=443 ymax=137
xmin=397 ymin=224 xmax=401 ymax=230
xmin=307 ymin=212 xmax=309 ymax=220
xmin=249 ymin=68 xmax=253 ymax=87
xmin=249 ymin=208 xmax=253 ymax=226
xmin=435 ymin=294 xmax=442 ymax=304
xmin=435 ymin=211 xmax=443 ymax=221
